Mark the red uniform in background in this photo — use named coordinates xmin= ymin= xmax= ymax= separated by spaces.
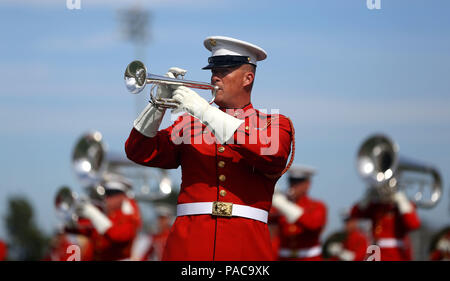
xmin=339 ymin=229 xmax=369 ymax=261
xmin=0 ymin=240 xmax=7 ymax=261
xmin=44 ymin=233 xmax=94 ymax=261
xmin=325 ymin=216 xmax=369 ymax=261
xmin=350 ymin=191 xmax=420 ymax=261
xmin=271 ymin=166 xmax=327 ymax=261
xmin=140 ymin=206 xmax=173 ymax=261
xmin=73 ymin=195 xmax=141 ymax=261
xmin=142 ymin=228 xmax=171 ymax=261
xmin=273 ymin=196 xmax=327 ymax=261
xmin=126 ymin=106 xmax=293 ymax=261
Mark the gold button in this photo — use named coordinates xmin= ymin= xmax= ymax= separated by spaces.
xmin=219 ymin=175 xmax=226 ymax=182
xmin=218 ymin=161 xmax=225 ymax=168
xmin=245 ymin=126 xmax=249 ymax=131
xmin=220 ymin=190 xmax=227 ymax=197
xmin=218 ymin=146 xmax=225 ymax=153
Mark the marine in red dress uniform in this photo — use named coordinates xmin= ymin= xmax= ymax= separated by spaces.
xmin=44 ymin=232 xmax=94 ymax=261
xmin=325 ymin=214 xmax=369 ymax=261
xmin=271 ymin=166 xmax=327 ymax=261
xmin=68 ymin=175 xmax=142 ymax=261
xmin=141 ymin=205 xmax=174 ymax=261
xmin=350 ymin=187 xmax=420 ymax=261
xmin=125 ymin=36 xmax=294 ymax=261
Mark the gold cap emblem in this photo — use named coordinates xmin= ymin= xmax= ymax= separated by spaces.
xmin=209 ymin=39 xmax=217 ymax=47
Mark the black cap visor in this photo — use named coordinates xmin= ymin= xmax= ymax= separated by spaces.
xmin=202 ymin=55 xmax=254 ymax=70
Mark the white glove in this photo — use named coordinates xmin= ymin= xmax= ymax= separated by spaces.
xmin=436 ymin=238 xmax=450 ymax=253
xmin=172 ymin=86 xmax=244 ymax=144
xmin=76 ymin=202 xmax=112 ymax=235
xmin=272 ymin=193 xmax=304 ymax=224
xmin=392 ymin=191 xmax=413 ymax=214
xmin=328 ymin=242 xmax=343 ymax=256
xmin=328 ymin=242 xmax=355 ymax=261
xmin=156 ymin=67 xmax=187 ymax=99
xmin=133 ymin=67 xmax=187 ymax=137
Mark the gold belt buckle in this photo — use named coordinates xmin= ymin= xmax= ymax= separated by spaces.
xmin=212 ymin=201 xmax=233 ymax=217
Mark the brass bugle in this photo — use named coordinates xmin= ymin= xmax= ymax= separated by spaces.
xmin=124 ymin=60 xmax=219 ymax=108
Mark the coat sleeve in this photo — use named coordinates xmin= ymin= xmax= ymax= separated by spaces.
xmin=296 ymin=201 xmax=327 ymax=231
xmin=125 ymin=115 xmax=185 ymax=169
xmin=228 ymin=114 xmax=293 ymax=177
xmin=400 ymin=207 xmax=421 ymax=231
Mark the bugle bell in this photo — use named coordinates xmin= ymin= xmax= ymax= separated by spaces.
xmin=72 ymin=131 xmax=135 ymax=185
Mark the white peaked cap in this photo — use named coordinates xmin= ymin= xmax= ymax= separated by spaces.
xmin=102 ymin=172 xmax=132 ymax=192
xmin=288 ymin=165 xmax=317 ymax=180
xmin=203 ymin=36 xmax=267 ymax=68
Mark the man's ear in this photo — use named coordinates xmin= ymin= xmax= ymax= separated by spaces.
xmin=242 ymin=71 xmax=255 ymax=88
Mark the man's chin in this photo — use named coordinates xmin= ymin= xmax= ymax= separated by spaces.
xmin=213 ymin=93 xmax=226 ymax=107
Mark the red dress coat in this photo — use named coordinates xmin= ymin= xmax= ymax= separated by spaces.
xmin=350 ymin=202 xmax=420 ymax=261
xmin=328 ymin=229 xmax=369 ymax=261
xmin=342 ymin=229 xmax=369 ymax=261
xmin=44 ymin=233 xmax=94 ymax=261
xmin=125 ymin=103 xmax=293 ymax=261
xmin=272 ymin=195 xmax=327 ymax=261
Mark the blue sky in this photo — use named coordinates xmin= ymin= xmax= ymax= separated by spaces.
xmin=0 ymin=0 xmax=449 ymax=240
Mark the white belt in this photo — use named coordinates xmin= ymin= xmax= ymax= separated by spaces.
xmin=279 ymin=246 xmax=322 ymax=258
xmin=176 ymin=202 xmax=268 ymax=223
xmin=376 ymin=238 xmax=405 ymax=248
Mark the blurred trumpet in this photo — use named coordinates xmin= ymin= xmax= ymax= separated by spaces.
xmin=54 ymin=186 xmax=81 ymax=228
xmin=356 ymin=134 xmax=443 ymax=208
xmin=124 ymin=60 xmax=219 ymax=108
xmin=72 ymin=130 xmax=173 ymax=199
xmin=72 ymin=131 xmax=135 ymax=185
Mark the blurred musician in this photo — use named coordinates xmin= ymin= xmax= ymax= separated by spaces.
xmin=324 ymin=211 xmax=369 ymax=261
xmin=68 ymin=174 xmax=142 ymax=261
xmin=0 ymin=239 xmax=7 ymax=261
xmin=140 ymin=205 xmax=174 ymax=261
xmin=44 ymin=231 xmax=94 ymax=261
xmin=271 ymin=166 xmax=327 ymax=261
xmin=349 ymin=187 xmax=420 ymax=261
